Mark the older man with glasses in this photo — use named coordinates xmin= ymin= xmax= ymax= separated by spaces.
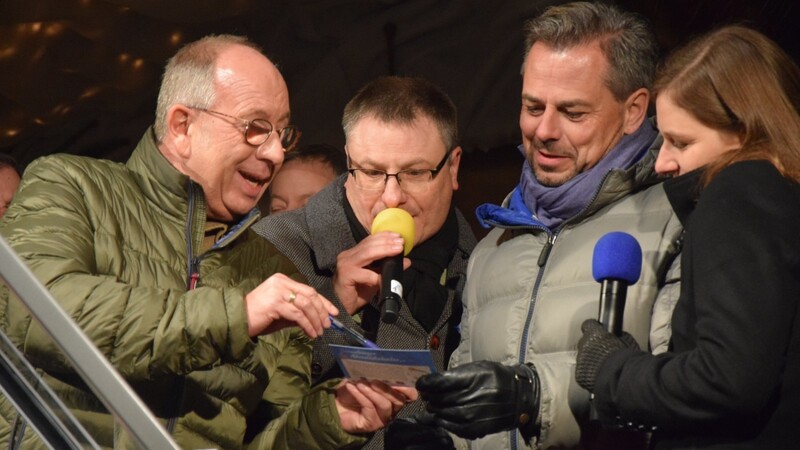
xmin=254 ymin=75 xmax=477 ymax=449
xmin=0 ymin=35 xmax=414 ymax=450
xmin=187 ymin=106 xmax=301 ymax=151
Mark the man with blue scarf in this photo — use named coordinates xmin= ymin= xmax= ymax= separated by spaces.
xmin=387 ymin=3 xmax=684 ymax=449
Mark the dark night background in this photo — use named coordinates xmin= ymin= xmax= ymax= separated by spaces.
xmin=1 ymin=0 xmax=797 ymax=236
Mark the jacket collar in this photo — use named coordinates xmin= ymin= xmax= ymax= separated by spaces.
xmin=579 ymin=134 xmax=665 ymax=220
xmin=304 ymin=175 xmax=355 ymax=271
xmin=125 ymin=127 xmax=258 ymax=249
xmin=127 ymin=128 xmax=191 ymax=201
xmin=663 ymin=168 xmax=703 ymax=227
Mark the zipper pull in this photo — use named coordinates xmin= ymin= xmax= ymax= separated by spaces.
xmin=189 ymin=272 xmax=199 ymax=290
xmin=537 ymin=234 xmax=556 ymax=267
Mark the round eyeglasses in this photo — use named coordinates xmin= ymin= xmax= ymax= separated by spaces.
xmin=346 ymin=149 xmax=452 ymax=194
xmin=190 ymin=107 xmax=301 ymax=152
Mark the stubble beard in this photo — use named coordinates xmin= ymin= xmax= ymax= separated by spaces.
xmin=529 ymin=139 xmax=578 ymax=187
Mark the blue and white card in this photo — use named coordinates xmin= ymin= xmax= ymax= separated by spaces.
xmin=329 ymin=345 xmax=437 ymax=387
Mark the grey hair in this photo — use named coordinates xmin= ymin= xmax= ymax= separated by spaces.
xmin=153 ymin=34 xmax=261 ymax=141
xmin=522 ymin=1 xmax=658 ymax=101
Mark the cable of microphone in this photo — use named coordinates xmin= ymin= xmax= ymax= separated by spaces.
xmin=592 ymin=231 xmax=643 ymax=336
xmin=370 ymin=208 xmax=415 ymax=324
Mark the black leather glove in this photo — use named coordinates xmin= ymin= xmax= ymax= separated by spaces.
xmin=575 ymin=319 xmax=639 ymax=393
xmin=415 ymin=360 xmax=539 ymax=442
xmin=384 ymin=412 xmax=455 ymax=450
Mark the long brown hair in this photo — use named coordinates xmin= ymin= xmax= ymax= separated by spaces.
xmin=654 ymin=25 xmax=800 ymax=185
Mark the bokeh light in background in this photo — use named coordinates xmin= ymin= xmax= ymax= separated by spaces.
xmin=0 ymin=0 xmax=796 ymax=236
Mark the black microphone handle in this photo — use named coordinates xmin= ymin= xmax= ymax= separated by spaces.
xmin=590 ymin=279 xmax=629 ymax=424
xmin=380 ymin=254 xmax=404 ymax=324
xmin=597 ymin=279 xmax=628 ymax=336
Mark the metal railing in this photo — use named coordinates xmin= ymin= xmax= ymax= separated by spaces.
xmin=0 ymin=236 xmax=179 ymax=450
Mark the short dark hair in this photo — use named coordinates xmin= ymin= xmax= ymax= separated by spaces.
xmin=285 ymin=143 xmax=347 ymax=175
xmin=0 ymin=153 xmax=20 ymax=175
xmin=342 ymin=76 xmax=458 ymax=151
xmin=522 ymin=1 xmax=658 ymax=101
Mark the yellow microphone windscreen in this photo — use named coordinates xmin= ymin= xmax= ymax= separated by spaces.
xmin=370 ymin=208 xmax=415 ymax=256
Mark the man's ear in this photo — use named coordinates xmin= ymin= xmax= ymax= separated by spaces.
xmin=165 ymin=104 xmax=193 ymax=158
xmin=622 ymin=88 xmax=650 ymax=134
xmin=447 ymin=146 xmax=462 ymax=191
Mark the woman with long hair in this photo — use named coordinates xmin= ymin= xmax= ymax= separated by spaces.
xmin=575 ymin=25 xmax=800 ymax=449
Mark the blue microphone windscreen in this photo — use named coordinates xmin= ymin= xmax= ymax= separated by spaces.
xmin=592 ymin=231 xmax=643 ymax=284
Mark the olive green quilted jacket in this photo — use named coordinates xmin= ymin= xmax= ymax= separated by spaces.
xmin=0 ymin=130 xmax=364 ymax=449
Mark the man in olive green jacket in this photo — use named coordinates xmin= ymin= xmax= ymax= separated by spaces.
xmin=0 ymin=34 xmax=411 ymax=449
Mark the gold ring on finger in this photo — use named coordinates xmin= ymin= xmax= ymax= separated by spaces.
xmin=288 ymin=291 xmax=296 ymax=303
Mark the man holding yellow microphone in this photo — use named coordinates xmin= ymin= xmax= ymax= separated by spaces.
xmin=254 ymin=75 xmax=476 ymax=449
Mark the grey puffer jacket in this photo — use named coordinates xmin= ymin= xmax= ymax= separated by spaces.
xmin=449 ymin=144 xmax=683 ymax=450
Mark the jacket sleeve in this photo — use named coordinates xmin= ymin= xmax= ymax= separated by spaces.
xmin=247 ymin=381 xmax=367 ymax=450
xmin=445 ymin=239 xmax=481 ymax=372
xmin=245 ymin=328 xmax=367 ymax=450
xmin=527 ymin=352 xmax=587 ymax=448
xmin=445 ymin=302 xmax=472 ymax=371
xmin=0 ymin=156 xmax=257 ymax=380
xmin=649 ymin=252 xmax=681 ymax=355
xmin=593 ymin=162 xmax=800 ymax=431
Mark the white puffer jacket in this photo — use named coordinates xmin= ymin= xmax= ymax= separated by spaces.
xmin=450 ymin=145 xmax=683 ymax=450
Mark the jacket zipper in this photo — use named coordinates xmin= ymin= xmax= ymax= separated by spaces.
xmin=164 ymin=187 xmax=258 ymax=434
xmin=519 ymin=231 xmax=558 ymax=363
xmin=166 ymin=182 xmax=199 ymax=434
xmin=506 ymin=163 xmax=638 ymax=449
xmin=512 ymin=231 xmax=557 ymax=450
